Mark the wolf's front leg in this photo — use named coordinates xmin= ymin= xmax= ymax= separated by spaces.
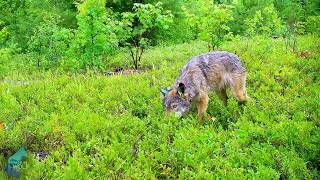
xmin=215 ymin=88 xmax=228 ymax=106
xmin=197 ymin=94 xmax=209 ymax=120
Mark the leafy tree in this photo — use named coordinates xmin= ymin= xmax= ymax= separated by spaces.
xmin=231 ymin=0 xmax=274 ymax=34
xmin=306 ymin=15 xmax=320 ymax=35
xmin=0 ymin=0 xmax=77 ymax=50
xmin=74 ymin=0 xmax=118 ymax=69
xmin=200 ymin=4 xmax=234 ymax=50
xmin=0 ymin=0 xmax=28 ymax=48
xmin=0 ymin=20 xmax=9 ymax=47
xmin=151 ymin=0 xmax=197 ymax=43
xmin=274 ymin=0 xmax=320 ymax=22
xmin=106 ymin=0 xmax=150 ymax=12
xmin=181 ymin=5 xmax=201 ymax=40
xmin=244 ymin=4 xmax=283 ymax=36
xmin=180 ymin=0 xmax=212 ymax=41
xmin=119 ymin=2 xmax=173 ymax=69
xmin=28 ymin=16 xmax=73 ymax=68
xmin=181 ymin=1 xmax=234 ymax=50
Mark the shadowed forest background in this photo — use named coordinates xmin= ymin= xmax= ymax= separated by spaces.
xmin=0 ymin=0 xmax=319 ymax=179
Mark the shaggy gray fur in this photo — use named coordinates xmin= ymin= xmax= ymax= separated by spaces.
xmin=173 ymin=51 xmax=245 ymax=101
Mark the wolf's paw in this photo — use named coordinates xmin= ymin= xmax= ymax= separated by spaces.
xmin=207 ymin=115 xmax=217 ymax=121
xmin=199 ymin=115 xmax=216 ymax=121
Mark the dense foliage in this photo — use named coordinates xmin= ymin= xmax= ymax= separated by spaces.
xmin=0 ymin=0 xmax=319 ymax=179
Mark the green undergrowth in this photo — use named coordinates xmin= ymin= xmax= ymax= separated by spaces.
xmin=0 ymin=35 xmax=319 ymax=179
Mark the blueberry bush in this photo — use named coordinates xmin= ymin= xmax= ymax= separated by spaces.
xmin=0 ymin=35 xmax=319 ymax=179
xmin=0 ymin=0 xmax=320 ymax=178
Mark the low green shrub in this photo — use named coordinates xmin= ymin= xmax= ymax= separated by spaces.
xmin=0 ymin=35 xmax=319 ymax=179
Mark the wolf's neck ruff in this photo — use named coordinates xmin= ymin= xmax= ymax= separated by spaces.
xmin=175 ymin=69 xmax=200 ymax=101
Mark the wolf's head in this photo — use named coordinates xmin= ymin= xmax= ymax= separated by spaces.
xmin=160 ymin=83 xmax=191 ymax=118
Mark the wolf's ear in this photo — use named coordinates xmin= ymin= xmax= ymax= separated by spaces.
xmin=160 ymin=87 xmax=169 ymax=99
xmin=178 ymin=83 xmax=185 ymax=96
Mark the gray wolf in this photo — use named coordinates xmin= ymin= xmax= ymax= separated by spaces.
xmin=160 ymin=51 xmax=248 ymax=119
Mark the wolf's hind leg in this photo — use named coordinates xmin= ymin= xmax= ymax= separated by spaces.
xmin=197 ymin=94 xmax=209 ymax=119
xmin=230 ymin=73 xmax=247 ymax=104
xmin=216 ymin=88 xmax=228 ymax=105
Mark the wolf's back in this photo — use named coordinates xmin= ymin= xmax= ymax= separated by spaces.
xmin=181 ymin=51 xmax=245 ymax=75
